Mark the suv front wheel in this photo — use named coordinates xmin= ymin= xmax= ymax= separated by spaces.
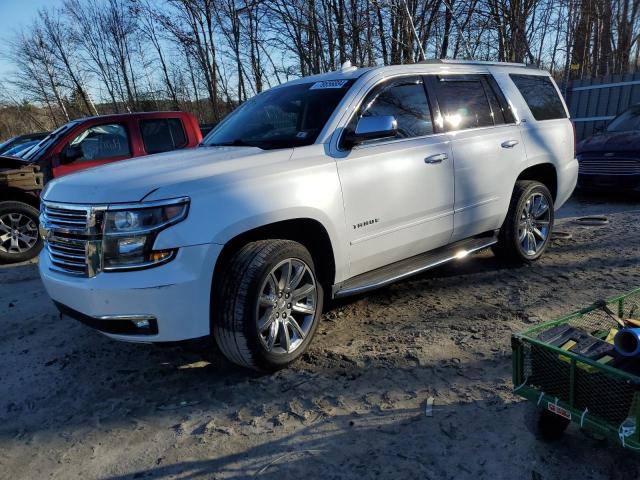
xmin=213 ymin=239 xmax=323 ymax=371
xmin=493 ymin=180 xmax=555 ymax=264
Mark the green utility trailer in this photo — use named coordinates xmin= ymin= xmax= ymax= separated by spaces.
xmin=512 ymin=288 xmax=640 ymax=450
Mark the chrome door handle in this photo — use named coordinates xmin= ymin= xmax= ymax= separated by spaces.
xmin=424 ymin=153 xmax=448 ymax=164
xmin=501 ymin=140 xmax=519 ymax=149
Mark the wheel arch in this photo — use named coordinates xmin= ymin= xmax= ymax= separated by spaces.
xmin=0 ymin=188 xmax=40 ymax=210
xmin=212 ymin=217 xmax=337 ymax=294
xmin=516 ymin=163 xmax=558 ymax=201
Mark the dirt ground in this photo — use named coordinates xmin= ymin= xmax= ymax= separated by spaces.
xmin=1 ymin=191 xmax=639 ymax=480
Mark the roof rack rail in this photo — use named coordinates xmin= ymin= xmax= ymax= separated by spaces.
xmin=419 ymin=59 xmax=528 ymax=68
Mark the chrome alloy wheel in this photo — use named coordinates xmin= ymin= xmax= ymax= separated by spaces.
xmin=0 ymin=213 xmax=39 ymax=254
xmin=256 ymin=258 xmax=318 ymax=355
xmin=518 ymin=193 xmax=551 ymax=256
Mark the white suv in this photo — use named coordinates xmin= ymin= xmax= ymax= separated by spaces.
xmin=39 ymin=60 xmax=578 ymax=371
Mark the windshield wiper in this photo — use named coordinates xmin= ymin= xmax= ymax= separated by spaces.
xmin=205 ymin=139 xmax=264 ymax=149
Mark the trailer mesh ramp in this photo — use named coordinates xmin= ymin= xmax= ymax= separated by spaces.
xmin=513 ymin=289 xmax=640 ymax=450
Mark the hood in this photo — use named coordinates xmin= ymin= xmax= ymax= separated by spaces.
xmin=0 ymin=155 xmax=32 ymax=171
xmin=43 ymin=146 xmax=294 ymax=204
xmin=577 ymin=130 xmax=640 ymax=154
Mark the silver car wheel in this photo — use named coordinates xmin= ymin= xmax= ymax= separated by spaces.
xmin=0 ymin=213 xmax=39 ymax=254
xmin=518 ymin=192 xmax=551 ymax=256
xmin=256 ymin=258 xmax=318 ymax=355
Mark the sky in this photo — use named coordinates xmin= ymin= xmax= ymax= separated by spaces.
xmin=0 ymin=0 xmax=59 ymax=79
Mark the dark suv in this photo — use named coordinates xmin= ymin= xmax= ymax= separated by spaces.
xmin=577 ymin=105 xmax=640 ymax=192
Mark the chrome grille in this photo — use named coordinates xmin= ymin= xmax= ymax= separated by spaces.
xmin=40 ymin=202 xmax=104 ymax=277
xmin=578 ymin=155 xmax=640 ymax=176
xmin=47 ymin=236 xmax=88 ymax=276
xmin=42 ymin=204 xmax=89 ymax=230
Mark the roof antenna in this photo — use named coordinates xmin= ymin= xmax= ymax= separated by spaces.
xmin=440 ymin=0 xmax=474 ymax=60
xmin=402 ymin=0 xmax=426 ymax=61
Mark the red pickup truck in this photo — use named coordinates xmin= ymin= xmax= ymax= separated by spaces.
xmin=0 ymin=111 xmax=202 ymax=263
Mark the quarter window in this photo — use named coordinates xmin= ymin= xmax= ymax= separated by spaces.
xmin=67 ymin=123 xmax=130 ymax=162
xmin=509 ymin=74 xmax=567 ymax=121
xmin=436 ymin=76 xmax=495 ymax=131
xmin=140 ymin=118 xmax=188 ymax=154
xmin=346 ymin=77 xmax=434 ymax=145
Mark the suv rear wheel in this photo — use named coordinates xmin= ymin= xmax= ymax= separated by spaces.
xmin=0 ymin=201 xmax=43 ymax=264
xmin=212 ymin=240 xmax=323 ymax=371
xmin=493 ymin=180 xmax=554 ymax=264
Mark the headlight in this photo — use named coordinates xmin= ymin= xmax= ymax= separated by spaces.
xmin=102 ymin=197 xmax=189 ymax=271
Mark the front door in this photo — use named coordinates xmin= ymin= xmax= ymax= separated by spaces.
xmin=337 ymin=76 xmax=455 ymax=277
xmin=53 ymin=123 xmax=132 ymax=177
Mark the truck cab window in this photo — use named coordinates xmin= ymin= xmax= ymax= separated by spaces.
xmin=141 ymin=118 xmax=188 ymax=154
xmin=66 ymin=124 xmax=130 ymax=162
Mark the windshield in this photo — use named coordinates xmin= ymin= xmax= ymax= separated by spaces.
xmin=607 ymin=106 xmax=640 ymax=132
xmin=22 ymin=121 xmax=80 ymax=161
xmin=203 ymin=80 xmax=355 ymax=150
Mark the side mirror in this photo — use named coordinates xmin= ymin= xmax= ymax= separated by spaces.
xmin=343 ymin=115 xmax=398 ymax=148
xmin=60 ymin=145 xmax=82 ymax=164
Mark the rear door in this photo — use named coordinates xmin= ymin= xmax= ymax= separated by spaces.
xmin=53 ymin=122 xmax=133 ymax=177
xmin=430 ymin=74 xmax=523 ymax=241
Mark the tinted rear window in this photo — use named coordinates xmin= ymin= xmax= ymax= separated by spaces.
xmin=141 ymin=118 xmax=188 ymax=154
xmin=510 ymin=74 xmax=567 ymax=121
xmin=436 ymin=77 xmax=494 ymax=130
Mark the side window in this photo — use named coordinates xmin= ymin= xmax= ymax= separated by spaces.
xmin=346 ymin=77 xmax=434 ymax=144
xmin=509 ymin=74 xmax=567 ymax=121
xmin=486 ymin=76 xmax=516 ymax=124
xmin=140 ymin=118 xmax=188 ymax=154
xmin=436 ymin=76 xmax=494 ymax=131
xmin=67 ymin=123 xmax=130 ymax=162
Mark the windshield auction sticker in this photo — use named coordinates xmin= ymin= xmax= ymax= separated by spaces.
xmin=310 ymin=80 xmax=349 ymax=90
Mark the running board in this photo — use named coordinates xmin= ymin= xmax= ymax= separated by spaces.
xmin=333 ymin=234 xmax=498 ymax=298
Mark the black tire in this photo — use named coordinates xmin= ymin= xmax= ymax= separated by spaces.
xmin=492 ymin=180 xmax=554 ymax=264
xmin=0 ymin=201 xmax=43 ymax=264
xmin=537 ymin=409 xmax=570 ymax=441
xmin=212 ymin=239 xmax=323 ymax=372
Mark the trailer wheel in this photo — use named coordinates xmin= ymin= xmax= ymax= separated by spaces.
xmin=537 ymin=409 xmax=570 ymax=441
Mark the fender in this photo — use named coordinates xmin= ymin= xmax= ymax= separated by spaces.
xmin=152 ymin=147 xmax=350 ymax=283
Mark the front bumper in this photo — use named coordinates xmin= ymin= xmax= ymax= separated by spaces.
xmin=39 ymin=243 xmax=222 ymax=342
